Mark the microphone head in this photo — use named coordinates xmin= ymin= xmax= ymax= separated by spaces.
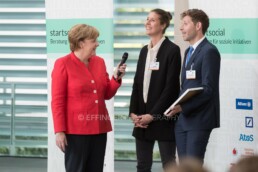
xmin=117 ymin=52 xmax=128 ymax=76
xmin=123 ymin=52 xmax=128 ymax=59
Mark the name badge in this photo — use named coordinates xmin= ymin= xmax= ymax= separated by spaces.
xmin=186 ymin=70 xmax=196 ymax=79
xmin=149 ymin=62 xmax=159 ymax=70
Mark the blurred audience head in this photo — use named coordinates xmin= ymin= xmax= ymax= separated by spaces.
xmin=164 ymin=157 xmax=209 ymax=172
xmin=230 ymin=155 xmax=258 ymax=172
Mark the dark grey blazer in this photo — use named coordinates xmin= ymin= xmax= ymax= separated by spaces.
xmin=178 ymin=38 xmax=221 ymax=131
xmin=129 ymin=37 xmax=181 ymax=141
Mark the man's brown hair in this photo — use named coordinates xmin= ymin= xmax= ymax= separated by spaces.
xmin=181 ymin=9 xmax=209 ymax=34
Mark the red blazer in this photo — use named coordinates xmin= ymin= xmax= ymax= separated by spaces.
xmin=51 ymin=52 xmax=121 ymax=135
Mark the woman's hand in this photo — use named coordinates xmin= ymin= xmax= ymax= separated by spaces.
xmin=55 ymin=132 xmax=67 ymax=152
xmin=130 ymin=113 xmax=147 ymax=128
xmin=114 ymin=63 xmax=127 ymax=80
xmin=138 ymin=114 xmax=153 ymax=127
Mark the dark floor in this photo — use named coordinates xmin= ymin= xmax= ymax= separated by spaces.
xmin=0 ymin=157 xmax=162 ymax=172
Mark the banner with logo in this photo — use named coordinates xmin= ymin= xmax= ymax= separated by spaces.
xmin=188 ymin=0 xmax=258 ymax=171
xmin=45 ymin=1 xmax=114 ymax=171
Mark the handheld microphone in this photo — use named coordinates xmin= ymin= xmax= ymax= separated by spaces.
xmin=117 ymin=52 xmax=128 ymax=77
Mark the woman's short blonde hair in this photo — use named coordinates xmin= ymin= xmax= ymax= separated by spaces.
xmin=68 ymin=24 xmax=99 ymax=51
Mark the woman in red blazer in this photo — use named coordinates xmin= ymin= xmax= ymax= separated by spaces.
xmin=51 ymin=24 xmax=126 ymax=172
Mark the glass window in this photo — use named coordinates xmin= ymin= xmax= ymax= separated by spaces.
xmin=0 ymin=0 xmax=47 ymax=157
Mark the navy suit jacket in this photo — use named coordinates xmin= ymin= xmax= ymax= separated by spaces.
xmin=177 ymin=38 xmax=221 ymax=131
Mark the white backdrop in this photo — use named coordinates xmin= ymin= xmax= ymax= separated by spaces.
xmin=45 ymin=0 xmax=114 ymax=172
xmin=45 ymin=1 xmax=258 ymax=171
xmin=187 ymin=1 xmax=258 ymax=172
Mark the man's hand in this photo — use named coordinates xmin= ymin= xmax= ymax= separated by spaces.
xmin=166 ymin=105 xmax=182 ymax=117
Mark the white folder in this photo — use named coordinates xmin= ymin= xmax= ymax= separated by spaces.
xmin=164 ymin=87 xmax=204 ymax=115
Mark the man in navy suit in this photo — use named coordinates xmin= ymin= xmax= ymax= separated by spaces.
xmin=167 ymin=9 xmax=221 ymax=163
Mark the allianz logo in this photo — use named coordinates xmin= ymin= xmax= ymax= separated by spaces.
xmin=239 ymin=134 xmax=254 ymax=142
xmin=238 ymin=102 xmax=252 ymax=107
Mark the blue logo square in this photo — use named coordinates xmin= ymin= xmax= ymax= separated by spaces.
xmin=245 ymin=117 xmax=253 ymax=128
xmin=236 ymin=99 xmax=253 ymax=110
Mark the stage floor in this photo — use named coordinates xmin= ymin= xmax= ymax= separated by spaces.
xmin=0 ymin=157 xmax=162 ymax=172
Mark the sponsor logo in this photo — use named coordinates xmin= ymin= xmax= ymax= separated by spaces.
xmin=242 ymin=148 xmax=255 ymax=157
xmin=239 ymin=134 xmax=254 ymax=142
xmin=245 ymin=117 xmax=253 ymax=128
xmin=243 ymin=148 xmax=255 ymax=157
xmin=232 ymin=147 xmax=255 ymax=157
xmin=236 ymin=99 xmax=253 ymax=110
xmin=232 ymin=148 xmax=237 ymax=156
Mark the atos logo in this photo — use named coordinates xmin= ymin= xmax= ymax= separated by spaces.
xmin=236 ymin=99 xmax=253 ymax=110
xmin=239 ymin=134 xmax=254 ymax=142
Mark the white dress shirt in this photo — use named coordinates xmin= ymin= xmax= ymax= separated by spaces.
xmin=143 ymin=37 xmax=165 ymax=103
